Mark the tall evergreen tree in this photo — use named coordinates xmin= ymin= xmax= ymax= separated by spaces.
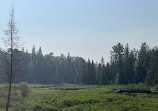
xmin=96 ymin=63 xmax=102 ymax=85
xmin=111 ymin=43 xmax=124 ymax=84
xmin=146 ymin=47 xmax=158 ymax=85
xmin=136 ymin=42 xmax=149 ymax=83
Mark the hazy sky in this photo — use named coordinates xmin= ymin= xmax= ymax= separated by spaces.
xmin=0 ymin=0 xmax=158 ymax=62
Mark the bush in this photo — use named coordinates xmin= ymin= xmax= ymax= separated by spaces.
xmin=19 ymin=82 xmax=31 ymax=97
xmin=33 ymin=104 xmax=58 ymax=111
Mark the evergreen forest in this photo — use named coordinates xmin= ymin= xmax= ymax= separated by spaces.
xmin=1 ymin=42 xmax=158 ymax=86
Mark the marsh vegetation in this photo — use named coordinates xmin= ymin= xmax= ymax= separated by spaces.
xmin=0 ymin=84 xmax=158 ymax=111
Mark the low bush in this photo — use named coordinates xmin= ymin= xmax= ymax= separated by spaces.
xmin=19 ymin=82 xmax=31 ymax=97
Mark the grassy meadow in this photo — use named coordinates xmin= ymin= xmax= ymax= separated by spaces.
xmin=0 ymin=84 xmax=158 ymax=111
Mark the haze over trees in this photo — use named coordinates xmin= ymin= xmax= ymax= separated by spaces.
xmin=1 ymin=1 xmax=158 ymax=111
xmin=0 ymin=2 xmax=158 ymax=88
xmin=0 ymin=42 xmax=157 ymax=86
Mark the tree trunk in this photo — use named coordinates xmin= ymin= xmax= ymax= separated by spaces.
xmin=6 ymin=9 xmax=13 ymax=110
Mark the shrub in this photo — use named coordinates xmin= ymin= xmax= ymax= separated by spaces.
xmin=33 ymin=104 xmax=58 ymax=111
xmin=19 ymin=82 xmax=31 ymax=97
xmin=62 ymin=100 xmax=73 ymax=107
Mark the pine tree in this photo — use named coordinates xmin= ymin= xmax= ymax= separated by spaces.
xmin=136 ymin=42 xmax=149 ymax=83
xmin=91 ymin=60 xmax=96 ymax=84
xmin=111 ymin=43 xmax=124 ymax=84
xmin=146 ymin=47 xmax=158 ymax=86
xmin=96 ymin=63 xmax=102 ymax=85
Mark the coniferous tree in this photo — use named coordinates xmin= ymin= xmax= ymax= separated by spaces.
xmin=136 ymin=42 xmax=149 ymax=83
xmin=96 ymin=63 xmax=102 ymax=85
xmin=91 ymin=60 xmax=96 ymax=84
xmin=122 ymin=44 xmax=129 ymax=84
xmin=111 ymin=43 xmax=124 ymax=84
xmin=146 ymin=47 xmax=158 ymax=86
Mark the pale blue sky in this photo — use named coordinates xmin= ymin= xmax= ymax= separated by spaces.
xmin=0 ymin=0 xmax=158 ymax=62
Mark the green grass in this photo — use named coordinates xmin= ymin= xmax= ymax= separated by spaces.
xmin=0 ymin=84 xmax=158 ymax=111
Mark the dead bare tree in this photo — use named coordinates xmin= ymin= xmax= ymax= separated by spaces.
xmin=3 ymin=5 xmax=21 ymax=111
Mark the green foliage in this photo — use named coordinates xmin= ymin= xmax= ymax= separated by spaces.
xmin=1 ymin=42 xmax=158 ymax=86
xmin=0 ymin=84 xmax=158 ymax=111
xmin=28 ymin=84 xmax=158 ymax=111
xmin=19 ymin=82 xmax=31 ymax=97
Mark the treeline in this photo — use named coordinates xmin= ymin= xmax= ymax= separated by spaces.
xmin=96 ymin=42 xmax=158 ymax=86
xmin=21 ymin=45 xmax=86 ymax=84
xmin=0 ymin=42 xmax=158 ymax=86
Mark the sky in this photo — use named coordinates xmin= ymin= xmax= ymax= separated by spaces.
xmin=0 ymin=0 xmax=158 ymax=62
